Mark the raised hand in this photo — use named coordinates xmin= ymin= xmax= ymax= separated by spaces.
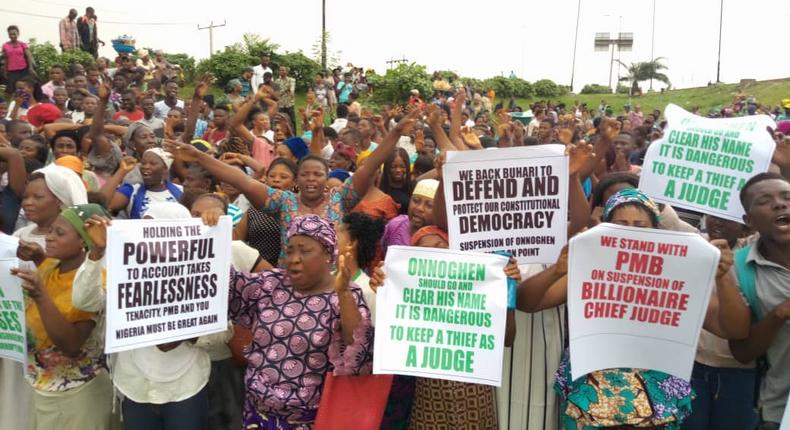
xmin=17 ymin=240 xmax=45 ymax=263
xmin=368 ymin=262 xmax=386 ymax=293
xmin=425 ymin=104 xmax=442 ymax=128
xmin=334 ymin=245 xmax=354 ymax=294
xmin=194 ymin=73 xmax=216 ymax=99
xmin=311 ymin=108 xmax=325 ymax=131
xmin=97 ymin=83 xmax=111 ymax=101
xmin=163 ymin=139 xmax=200 ymax=162
xmin=710 ymin=239 xmax=734 ymax=278
xmin=393 ymin=108 xmax=421 ymax=136
xmin=414 ymin=128 xmax=425 ymax=153
xmin=11 ymin=267 xmax=45 ymax=299
xmin=119 ymin=156 xmax=138 ymax=174
xmin=598 ymin=117 xmax=621 ymax=141
xmin=84 ymin=215 xmax=111 ymax=251
xmin=566 ymin=141 xmax=595 ymax=176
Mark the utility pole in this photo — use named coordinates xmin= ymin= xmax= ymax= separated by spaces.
xmin=569 ymin=0 xmax=582 ymax=92
xmin=386 ymin=56 xmax=408 ymax=70
xmin=716 ymin=0 xmax=724 ymax=83
xmin=198 ymin=20 xmax=226 ymax=58
xmin=321 ymin=0 xmax=327 ymax=70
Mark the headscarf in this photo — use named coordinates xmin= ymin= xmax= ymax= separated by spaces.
xmin=282 ymin=137 xmax=309 ymax=161
xmin=26 ymin=103 xmax=62 ymax=127
xmin=60 ymin=204 xmax=111 ymax=250
xmin=124 ymin=122 xmax=153 ymax=153
xmin=777 ymin=121 xmax=790 ymax=135
xmin=35 ymin=164 xmax=88 ymax=207
xmin=54 ymin=155 xmax=84 ymax=175
xmin=191 ymin=139 xmax=212 ymax=153
xmin=410 ymin=226 xmax=449 ymax=246
xmin=333 ymin=143 xmax=356 ymax=162
xmin=144 ymin=147 xmax=174 ymax=170
xmin=287 ymin=215 xmax=337 ymax=262
xmin=602 ymin=188 xmax=660 ymax=226
xmin=412 ymin=179 xmax=440 ymax=199
xmin=328 ymin=169 xmax=351 ymax=183
xmin=143 ymin=202 xmax=190 ymax=219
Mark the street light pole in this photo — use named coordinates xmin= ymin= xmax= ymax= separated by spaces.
xmin=569 ymin=0 xmax=582 ymax=92
xmin=716 ymin=0 xmax=723 ymax=83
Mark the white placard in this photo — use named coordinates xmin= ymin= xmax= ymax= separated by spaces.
xmin=105 ymin=217 xmax=232 ymax=353
xmin=442 ymin=145 xmax=568 ymax=264
xmin=567 ymin=223 xmax=720 ymax=381
xmin=0 ymin=258 xmax=26 ymax=365
xmin=373 ymin=246 xmax=508 ymax=386
xmin=640 ymin=103 xmax=776 ymax=222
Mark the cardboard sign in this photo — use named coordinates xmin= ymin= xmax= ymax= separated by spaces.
xmin=105 ymin=217 xmax=232 ymax=353
xmin=442 ymin=145 xmax=568 ymax=264
xmin=0 ymin=258 xmax=26 ymax=365
xmin=640 ymin=103 xmax=776 ymax=222
xmin=567 ymin=223 xmax=720 ymax=381
xmin=373 ymin=246 xmax=508 ymax=386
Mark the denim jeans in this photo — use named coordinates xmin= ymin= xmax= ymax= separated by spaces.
xmin=682 ymin=361 xmax=758 ymax=430
xmin=122 ymin=386 xmax=209 ymax=430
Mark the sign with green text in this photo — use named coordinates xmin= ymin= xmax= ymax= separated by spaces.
xmin=373 ymin=246 xmax=508 ymax=386
xmin=0 ymin=258 xmax=26 ymax=365
xmin=640 ymin=104 xmax=776 ymax=222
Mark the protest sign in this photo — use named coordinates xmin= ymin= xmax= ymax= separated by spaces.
xmin=373 ymin=246 xmax=508 ymax=386
xmin=105 ymin=216 xmax=232 ymax=353
xmin=0 ymin=258 xmax=26 ymax=365
xmin=442 ymin=144 xmax=568 ymax=264
xmin=640 ymin=103 xmax=776 ymax=222
xmin=567 ymin=223 xmax=719 ymax=381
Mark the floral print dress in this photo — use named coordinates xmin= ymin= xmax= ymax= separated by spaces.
xmin=554 ymin=351 xmax=694 ymax=430
xmin=228 ymin=267 xmax=373 ymax=430
xmin=261 ymin=179 xmax=360 ymax=267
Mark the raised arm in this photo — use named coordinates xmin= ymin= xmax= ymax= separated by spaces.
xmin=730 ymin=299 xmax=790 ymax=363
xmin=100 ymin=156 xmax=137 ymax=213
xmin=516 ymin=246 xmax=569 ymax=312
xmin=309 ymin=109 xmax=326 ymax=156
xmin=165 ymin=139 xmax=271 ymax=209
xmin=13 ymin=267 xmax=94 ymax=356
xmin=183 ymin=74 xmax=214 ymax=144
xmin=567 ymin=141 xmax=594 ymax=237
xmin=86 ymin=84 xmax=113 ymax=156
xmin=425 ymin=104 xmax=457 ymax=152
xmin=352 ymin=109 xmax=420 ymax=196
xmin=449 ymin=90 xmax=466 ymax=149
xmin=0 ymin=147 xmax=27 ymax=198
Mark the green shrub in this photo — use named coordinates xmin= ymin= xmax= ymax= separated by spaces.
xmin=534 ymin=79 xmax=564 ymax=98
xmin=195 ymin=44 xmax=255 ymax=88
xmin=163 ymin=53 xmax=196 ymax=82
xmin=581 ymin=84 xmax=612 ymax=95
xmin=367 ymin=63 xmax=433 ymax=104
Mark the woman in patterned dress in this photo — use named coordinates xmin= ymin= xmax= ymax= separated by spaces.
xmin=219 ymin=214 xmax=374 ymax=429
xmin=517 ymin=189 xmax=747 ymax=429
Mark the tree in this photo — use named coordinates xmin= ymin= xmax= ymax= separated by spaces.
xmin=618 ymin=58 xmax=670 ymax=96
xmin=311 ymin=31 xmax=341 ymax=71
xmin=242 ymin=33 xmax=280 ymax=60
xmin=28 ymin=39 xmax=95 ymax=80
xmin=367 ymin=63 xmax=433 ymax=104
xmin=196 ymin=44 xmax=255 ymax=87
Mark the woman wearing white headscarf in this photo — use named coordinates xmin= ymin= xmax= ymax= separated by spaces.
xmin=14 ymin=164 xmax=88 ymax=247
xmin=71 ymin=201 xmax=212 ymax=430
xmin=100 ymin=147 xmax=183 ymax=219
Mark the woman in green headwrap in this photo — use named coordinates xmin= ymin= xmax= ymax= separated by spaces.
xmin=12 ymin=203 xmax=119 ymax=430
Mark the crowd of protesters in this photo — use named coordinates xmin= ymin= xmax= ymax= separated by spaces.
xmin=0 ymin=9 xmax=790 ymax=430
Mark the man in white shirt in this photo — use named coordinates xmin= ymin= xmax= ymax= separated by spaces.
xmin=154 ymin=81 xmax=184 ymax=119
xmin=330 ymin=104 xmax=349 ymax=133
xmin=251 ymin=55 xmax=273 ymax=91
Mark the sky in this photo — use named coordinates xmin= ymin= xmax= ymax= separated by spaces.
xmin=2 ymin=0 xmax=789 ymax=91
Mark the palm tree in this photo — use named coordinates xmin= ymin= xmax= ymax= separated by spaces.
xmin=618 ymin=58 xmax=670 ymax=96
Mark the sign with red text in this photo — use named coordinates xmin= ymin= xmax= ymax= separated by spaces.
xmin=567 ymin=223 xmax=719 ymax=381
xmin=105 ymin=217 xmax=232 ymax=353
xmin=443 ymin=145 xmax=568 ymax=264
xmin=640 ymin=103 xmax=776 ymax=223
xmin=373 ymin=246 xmax=508 ymax=386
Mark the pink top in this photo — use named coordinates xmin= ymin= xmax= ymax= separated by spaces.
xmin=3 ymin=41 xmax=28 ymax=72
xmin=251 ymin=137 xmax=276 ymax=171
